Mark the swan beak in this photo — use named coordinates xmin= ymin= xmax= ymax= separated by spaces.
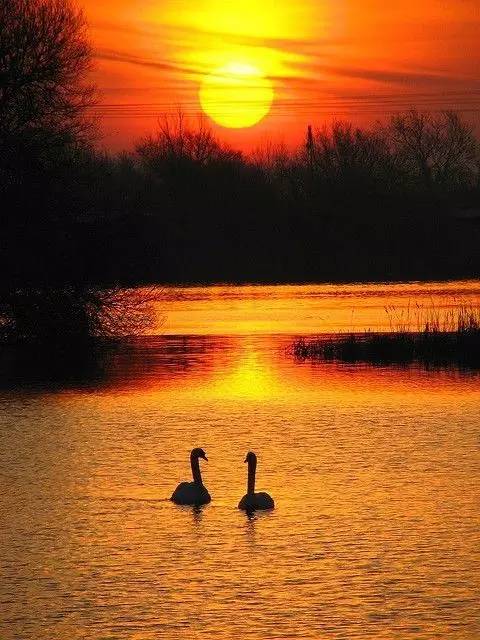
xmin=244 ymin=457 xmax=248 ymax=463
xmin=202 ymin=455 xmax=208 ymax=462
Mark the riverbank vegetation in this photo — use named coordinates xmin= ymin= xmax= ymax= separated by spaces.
xmin=1 ymin=0 xmax=480 ymax=344
xmin=293 ymin=305 xmax=480 ymax=368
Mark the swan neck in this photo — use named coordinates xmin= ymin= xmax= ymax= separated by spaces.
xmin=191 ymin=454 xmax=202 ymax=485
xmin=247 ymin=457 xmax=257 ymax=494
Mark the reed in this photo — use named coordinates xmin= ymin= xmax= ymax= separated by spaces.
xmin=293 ymin=304 xmax=480 ymax=368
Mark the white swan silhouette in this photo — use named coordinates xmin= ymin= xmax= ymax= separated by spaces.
xmin=171 ymin=448 xmax=211 ymax=506
xmin=238 ymin=451 xmax=274 ymax=511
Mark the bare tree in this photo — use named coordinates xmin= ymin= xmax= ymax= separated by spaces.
xmin=0 ymin=286 xmax=161 ymax=343
xmin=0 ymin=0 xmax=94 ymax=155
xmin=386 ymin=110 xmax=479 ymax=191
xmin=136 ymin=112 xmax=242 ymax=172
xmin=306 ymin=122 xmax=390 ymax=182
xmin=251 ymin=140 xmax=292 ymax=176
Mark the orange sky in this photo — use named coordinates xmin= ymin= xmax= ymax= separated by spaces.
xmin=82 ymin=0 xmax=480 ymax=151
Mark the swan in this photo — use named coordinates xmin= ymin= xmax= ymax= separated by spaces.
xmin=171 ymin=448 xmax=211 ymax=506
xmin=238 ymin=451 xmax=275 ymax=511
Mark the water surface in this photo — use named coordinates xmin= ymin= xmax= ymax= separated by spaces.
xmin=1 ymin=282 xmax=479 ymax=639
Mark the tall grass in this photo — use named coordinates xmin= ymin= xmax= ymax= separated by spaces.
xmin=383 ymin=302 xmax=480 ymax=334
xmin=293 ymin=304 xmax=480 ymax=368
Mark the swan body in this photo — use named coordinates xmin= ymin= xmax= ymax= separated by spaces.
xmin=238 ymin=451 xmax=274 ymax=512
xmin=171 ymin=481 xmax=211 ymax=506
xmin=238 ymin=491 xmax=275 ymax=511
xmin=171 ymin=448 xmax=211 ymax=506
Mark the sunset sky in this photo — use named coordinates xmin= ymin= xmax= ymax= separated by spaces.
xmin=83 ymin=0 xmax=480 ymax=150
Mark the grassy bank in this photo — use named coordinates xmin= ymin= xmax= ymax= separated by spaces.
xmin=293 ymin=306 xmax=480 ymax=368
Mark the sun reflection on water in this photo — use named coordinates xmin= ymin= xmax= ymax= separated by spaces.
xmin=208 ymin=338 xmax=281 ymax=399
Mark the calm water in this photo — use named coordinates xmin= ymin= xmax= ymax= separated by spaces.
xmin=1 ymin=282 xmax=480 ymax=639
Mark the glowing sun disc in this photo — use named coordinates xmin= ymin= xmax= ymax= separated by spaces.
xmin=200 ymin=62 xmax=274 ymax=129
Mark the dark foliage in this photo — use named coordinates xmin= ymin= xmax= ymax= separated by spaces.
xmin=0 ymin=287 xmax=158 ymax=343
xmin=39 ymin=109 xmax=477 ymax=288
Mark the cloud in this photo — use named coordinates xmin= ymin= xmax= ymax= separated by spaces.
xmin=91 ymin=17 xmax=342 ymax=57
xmin=315 ymin=65 xmax=469 ymax=87
xmin=95 ymin=48 xmax=207 ymax=78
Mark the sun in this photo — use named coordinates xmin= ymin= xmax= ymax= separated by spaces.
xmin=199 ymin=62 xmax=274 ymax=129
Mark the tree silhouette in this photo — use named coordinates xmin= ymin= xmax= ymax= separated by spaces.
xmin=386 ymin=110 xmax=479 ymax=192
xmin=0 ymin=0 xmax=94 ymax=157
xmin=0 ymin=0 xmax=162 ymax=344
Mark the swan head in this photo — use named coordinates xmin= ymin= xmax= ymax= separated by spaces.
xmin=244 ymin=451 xmax=257 ymax=464
xmin=191 ymin=447 xmax=208 ymax=461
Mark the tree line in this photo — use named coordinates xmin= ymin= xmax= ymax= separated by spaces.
xmin=1 ymin=0 xmax=479 ymax=342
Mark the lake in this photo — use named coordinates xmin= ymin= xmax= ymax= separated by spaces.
xmin=1 ymin=281 xmax=479 ymax=639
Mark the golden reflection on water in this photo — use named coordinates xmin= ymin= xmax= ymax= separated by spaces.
xmin=58 ymin=334 xmax=480 ymax=404
xmin=1 ymin=282 xmax=480 ymax=640
xmin=159 ymin=280 xmax=480 ymax=335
